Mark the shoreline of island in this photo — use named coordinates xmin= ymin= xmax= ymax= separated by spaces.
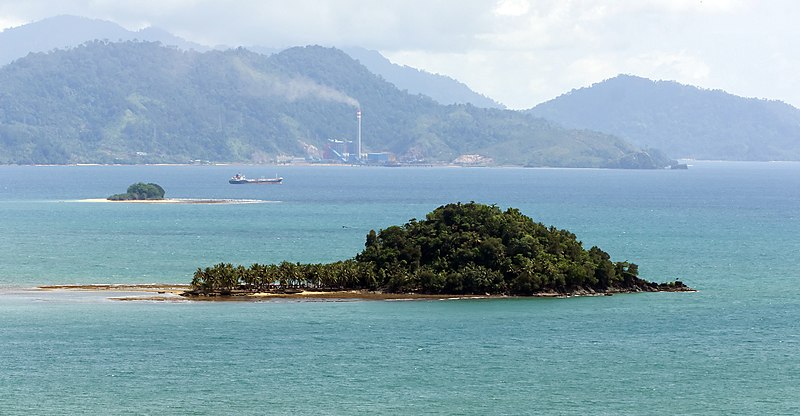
xmin=34 ymin=283 xmax=696 ymax=302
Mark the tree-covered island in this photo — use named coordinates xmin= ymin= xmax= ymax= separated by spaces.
xmin=107 ymin=182 xmax=165 ymax=201
xmin=185 ymin=202 xmax=692 ymax=298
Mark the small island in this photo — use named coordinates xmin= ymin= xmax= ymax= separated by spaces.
xmin=184 ymin=202 xmax=692 ymax=299
xmin=107 ymin=182 xmax=165 ymax=201
xmin=89 ymin=182 xmax=264 ymax=204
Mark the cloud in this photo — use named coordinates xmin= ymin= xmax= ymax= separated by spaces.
xmin=495 ymin=0 xmax=531 ymax=17
xmin=0 ymin=16 xmax=27 ymax=30
xmin=626 ymin=51 xmax=711 ymax=81
xmin=1 ymin=0 xmax=799 ymax=109
xmin=0 ymin=0 xmax=497 ymax=49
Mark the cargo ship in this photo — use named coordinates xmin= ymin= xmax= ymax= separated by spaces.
xmin=229 ymin=173 xmax=283 ymax=184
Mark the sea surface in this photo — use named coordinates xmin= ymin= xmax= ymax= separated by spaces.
xmin=0 ymin=162 xmax=798 ymax=414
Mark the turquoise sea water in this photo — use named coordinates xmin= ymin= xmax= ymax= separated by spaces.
xmin=1 ymin=163 xmax=798 ymax=414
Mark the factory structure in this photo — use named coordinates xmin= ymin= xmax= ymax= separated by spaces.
xmin=322 ymin=110 xmax=395 ymax=164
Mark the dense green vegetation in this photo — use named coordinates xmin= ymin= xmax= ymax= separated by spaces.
xmin=107 ymin=182 xmax=165 ymax=200
xmin=0 ymin=41 xmax=665 ymax=167
xmin=528 ymin=74 xmax=800 ymax=161
xmin=189 ymin=202 xmax=686 ymax=296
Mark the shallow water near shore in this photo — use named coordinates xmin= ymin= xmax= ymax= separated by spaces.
xmin=1 ymin=162 xmax=799 ymax=414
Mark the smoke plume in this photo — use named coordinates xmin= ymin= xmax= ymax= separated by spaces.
xmin=233 ymin=57 xmax=360 ymax=108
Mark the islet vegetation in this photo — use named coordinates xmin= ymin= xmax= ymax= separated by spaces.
xmin=186 ymin=202 xmax=690 ymax=297
xmin=107 ymin=182 xmax=165 ymax=201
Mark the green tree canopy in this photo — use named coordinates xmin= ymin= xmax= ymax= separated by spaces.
xmin=189 ymin=202 xmax=685 ymax=296
xmin=108 ymin=182 xmax=165 ymax=200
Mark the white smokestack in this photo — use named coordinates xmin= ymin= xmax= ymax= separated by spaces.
xmin=357 ymin=110 xmax=362 ymax=160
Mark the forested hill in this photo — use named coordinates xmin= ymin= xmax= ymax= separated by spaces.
xmin=528 ymin=74 xmax=800 ymax=161
xmin=188 ymin=202 xmax=692 ymax=296
xmin=0 ymin=41 xmax=661 ymax=167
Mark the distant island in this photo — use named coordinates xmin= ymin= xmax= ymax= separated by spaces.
xmin=96 ymin=182 xmax=265 ymax=204
xmin=184 ymin=202 xmax=692 ymax=299
xmin=107 ymin=182 xmax=165 ymax=201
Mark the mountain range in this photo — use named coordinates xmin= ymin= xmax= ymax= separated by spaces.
xmin=0 ymin=41 xmax=653 ymax=167
xmin=2 ymin=15 xmax=799 ymax=164
xmin=529 ymin=75 xmax=800 ymax=161
xmin=0 ymin=15 xmax=501 ymax=110
xmin=0 ymin=15 xmax=209 ymax=63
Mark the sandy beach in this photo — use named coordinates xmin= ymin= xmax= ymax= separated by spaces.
xmin=37 ymin=284 xmax=190 ymax=301
xmin=38 ymin=283 xmax=191 ymax=293
xmin=35 ymin=284 xmax=501 ymax=302
xmin=33 ymin=284 xmax=692 ymax=302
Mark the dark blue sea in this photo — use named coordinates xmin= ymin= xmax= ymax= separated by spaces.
xmin=0 ymin=162 xmax=798 ymax=414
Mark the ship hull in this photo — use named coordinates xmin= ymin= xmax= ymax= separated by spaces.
xmin=229 ymin=178 xmax=283 ymax=184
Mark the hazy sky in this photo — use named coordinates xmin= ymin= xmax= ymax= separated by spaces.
xmin=1 ymin=0 xmax=798 ymax=109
